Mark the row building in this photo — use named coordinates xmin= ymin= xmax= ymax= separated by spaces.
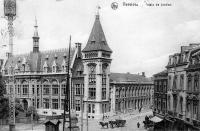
xmin=153 ymin=44 xmax=200 ymax=131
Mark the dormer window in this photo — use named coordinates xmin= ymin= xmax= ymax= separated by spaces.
xmin=52 ymin=60 xmax=57 ymax=73
xmin=43 ymin=67 xmax=48 ymax=73
xmin=192 ymin=59 xmax=195 ymax=64
xmin=91 ymin=36 xmax=95 ymax=44
xmin=43 ymin=61 xmax=48 ymax=73
xmin=14 ymin=64 xmax=19 ymax=74
xmin=52 ymin=66 xmax=56 ymax=73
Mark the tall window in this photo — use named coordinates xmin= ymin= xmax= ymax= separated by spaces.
xmin=168 ymin=76 xmax=171 ymax=90
xmin=88 ymin=88 xmax=96 ymax=99
xmin=180 ymin=97 xmax=183 ymax=114
xmin=173 ymin=75 xmax=177 ymax=90
xmin=168 ymin=95 xmax=171 ymax=110
xmin=186 ymin=100 xmax=190 ymax=117
xmin=43 ymin=85 xmax=50 ymax=95
xmin=88 ymin=104 xmax=95 ymax=113
xmin=180 ymin=74 xmax=184 ymax=90
xmin=102 ymin=88 xmax=106 ymax=100
xmin=61 ymin=99 xmax=64 ymax=110
xmin=75 ymin=84 xmax=81 ymax=95
xmin=52 ymin=99 xmax=58 ymax=109
xmin=194 ymin=74 xmax=199 ymax=92
xmin=173 ymin=95 xmax=177 ymax=112
xmin=43 ymin=98 xmax=49 ymax=109
xmin=193 ymin=100 xmax=198 ymax=119
xmin=187 ymin=75 xmax=192 ymax=91
xmin=61 ymin=81 xmax=66 ymax=96
xmin=88 ymin=64 xmax=96 ymax=85
xmin=52 ymin=81 xmax=59 ymax=96
xmin=22 ymin=81 xmax=28 ymax=95
xmin=75 ymin=100 xmax=80 ymax=111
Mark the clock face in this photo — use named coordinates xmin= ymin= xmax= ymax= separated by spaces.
xmin=4 ymin=0 xmax=16 ymax=16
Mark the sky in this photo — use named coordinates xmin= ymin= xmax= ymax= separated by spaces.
xmin=1 ymin=0 xmax=200 ymax=77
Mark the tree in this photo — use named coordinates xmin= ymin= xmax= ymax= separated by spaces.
xmin=0 ymin=73 xmax=24 ymax=119
xmin=0 ymin=74 xmax=6 ymax=97
xmin=26 ymin=106 xmax=39 ymax=121
xmin=0 ymin=97 xmax=24 ymax=119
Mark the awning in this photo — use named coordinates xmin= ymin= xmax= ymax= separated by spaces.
xmin=150 ymin=116 xmax=163 ymax=123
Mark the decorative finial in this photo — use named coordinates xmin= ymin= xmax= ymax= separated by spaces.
xmin=96 ymin=5 xmax=101 ymax=19
xmin=34 ymin=16 xmax=38 ymax=28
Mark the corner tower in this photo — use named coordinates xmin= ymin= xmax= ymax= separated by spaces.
xmin=82 ymin=13 xmax=112 ymax=119
xmin=32 ymin=17 xmax=39 ymax=53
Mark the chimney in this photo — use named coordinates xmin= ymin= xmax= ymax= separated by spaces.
xmin=75 ymin=43 xmax=82 ymax=58
xmin=142 ymin=72 xmax=145 ymax=77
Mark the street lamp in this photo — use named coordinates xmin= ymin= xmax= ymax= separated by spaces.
xmin=4 ymin=1 xmax=16 ymax=131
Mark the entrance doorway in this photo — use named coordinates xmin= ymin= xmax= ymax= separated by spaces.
xmin=22 ymin=99 xmax=28 ymax=111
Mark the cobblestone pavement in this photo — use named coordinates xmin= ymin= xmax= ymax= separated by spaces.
xmin=0 ymin=109 xmax=153 ymax=131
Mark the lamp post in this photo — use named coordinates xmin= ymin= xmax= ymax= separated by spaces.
xmin=4 ymin=1 xmax=16 ymax=131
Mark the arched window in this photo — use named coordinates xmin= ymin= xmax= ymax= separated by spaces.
xmin=43 ymin=80 xmax=50 ymax=95
xmin=61 ymin=81 xmax=66 ymax=96
xmin=22 ymin=80 xmax=28 ymax=95
xmin=52 ymin=80 xmax=59 ymax=96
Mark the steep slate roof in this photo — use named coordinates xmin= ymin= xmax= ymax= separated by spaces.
xmin=82 ymin=15 xmax=112 ymax=53
xmin=153 ymin=70 xmax=168 ymax=77
xmin=4 ymin=48 xmax=75 ymax=73
xmin=110 ymin=73 xmax=153 ymax=83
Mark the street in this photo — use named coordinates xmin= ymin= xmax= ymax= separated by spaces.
xmin=0 ymin=109 xmax=152 ymax=131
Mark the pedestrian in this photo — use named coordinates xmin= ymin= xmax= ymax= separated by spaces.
xmin=137 ymin=122 xmax=140 ymax=128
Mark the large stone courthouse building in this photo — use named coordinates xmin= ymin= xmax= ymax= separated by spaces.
xmin=2 ymin=13 xmax=153 ymax=119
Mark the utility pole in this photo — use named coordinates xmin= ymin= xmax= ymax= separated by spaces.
xmin=63 ymin=36 xmax=72 ymax=131
xmin=4 ymin=1 xmax=16 ymax=131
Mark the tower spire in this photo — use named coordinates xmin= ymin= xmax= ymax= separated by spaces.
xmin=32 ymin=16 xmax=40 ymax=53
xmin=96 ymin=5 xmax=101 ymax=19
xmin=82 ymin=7 xmax=112 ymax=53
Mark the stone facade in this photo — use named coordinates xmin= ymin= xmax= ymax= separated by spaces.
xmin=160 ymin=44 xmax=200 ymax=130
xmin=153 ymin=70 xmax=167 ymax=118
xmin=110 ymin=73 xmax=153 ymax=114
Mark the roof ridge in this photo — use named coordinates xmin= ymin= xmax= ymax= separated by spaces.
xmin=14 ymin=52 xmax=30 ymax=57
xmin=41 ymin=48 xmax=72 ymax=54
